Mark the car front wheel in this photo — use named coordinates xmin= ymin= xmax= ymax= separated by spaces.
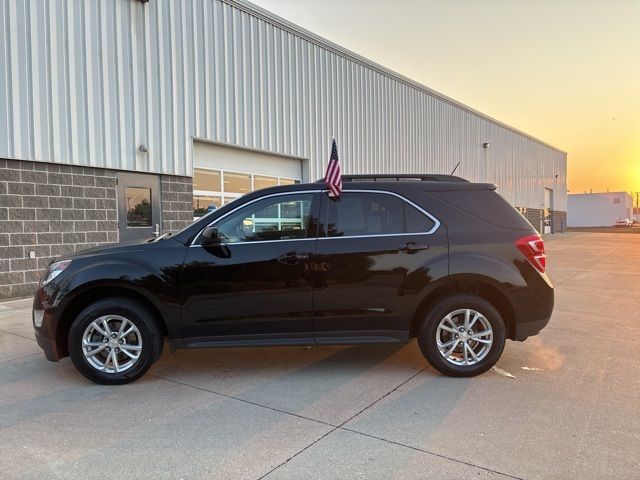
xmin=68 ymin=297 xmax=163 ymax=385
xmin=418 ymin=294 xmax=506 ymax=377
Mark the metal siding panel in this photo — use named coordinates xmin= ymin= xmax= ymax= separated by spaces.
xmin=222 ymin=2 xmax=232 ymax=144
xmin=193 ymin=0 xmax=202 ymax=139
xmin=0 ymin=1 xmax=8 ymax=154
xmin=8 ymin=0 xmax=24 ymax=158
xmin=26 ymin=0 xmax=40 ymax=161
xmin=143 ymin=0 xmax=156 ymax=172
xmin=101 ymin=0 xmax=114 ymax=169
xmin=203 ymin=0 xmax=213 ymax=139
xmin=154 ymin=1 xmax=165 ymax=172
xmin=67 ymin=0 xmax=81 ymax=165
xmin=213 ymin=0 xmax=222 ymax=142
xmin=179 ymin=0 xmax=189 ymax=177
xmin=129 ymin=0 xmax=142 ymax=172
xmin=179 ymin=0 xmax=189 ymax=175
xmin=1 ymin=0 xmax=566 ymax=212
xmin=168 ymin=0 xmax=178 ymax=174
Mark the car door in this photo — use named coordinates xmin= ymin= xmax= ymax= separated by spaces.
xmin=312 ymin=190 xmax=448 ymax=344
xmin=179 ymin=191 xmax=321 ymax=345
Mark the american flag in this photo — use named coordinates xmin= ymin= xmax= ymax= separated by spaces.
xmin=324 ymin=138 xmax=342 ymax=197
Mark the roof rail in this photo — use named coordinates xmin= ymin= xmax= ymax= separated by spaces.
xmin=316 ymin=174 xmax=468 ymax=183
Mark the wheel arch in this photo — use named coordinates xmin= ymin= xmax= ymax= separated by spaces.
xmin=54 ymin=284 xmax=168 ymax=359
xmin=410 ymin=275 xmax=517 ymax=340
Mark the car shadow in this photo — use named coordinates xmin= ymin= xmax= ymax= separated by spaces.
xmin=149 ymin=341 xmax=431 ymax=422
xmin=151 ymin=341 xmax=428 ymax=383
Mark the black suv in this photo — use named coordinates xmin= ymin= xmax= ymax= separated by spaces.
xmin=33 ymin=175 xmax=553 ymax=384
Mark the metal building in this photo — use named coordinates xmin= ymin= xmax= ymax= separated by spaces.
xmin=568 ymin=192 xmax=633 ymax=227
xmin=0 ymin=0 xmax=567 ymax=297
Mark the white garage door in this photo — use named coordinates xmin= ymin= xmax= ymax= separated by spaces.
xmin=192 ymin=141 xmax=304 ymax=218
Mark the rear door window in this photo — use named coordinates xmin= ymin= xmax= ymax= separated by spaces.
xmin=404 ymin=202 xmax=436 ymax=233
xmin=325 ymin=192 xmax=435 ymax=237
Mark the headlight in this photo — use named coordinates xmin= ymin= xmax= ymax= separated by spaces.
xmin=41 ymin=260 xmax=72 ymax=286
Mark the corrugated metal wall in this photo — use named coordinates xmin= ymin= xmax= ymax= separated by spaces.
xmin=0 ymin=0 xmax=567 ymax=210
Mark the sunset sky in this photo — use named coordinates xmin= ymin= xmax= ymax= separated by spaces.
xmin=252 ymin=0 xmax=640 ymax=195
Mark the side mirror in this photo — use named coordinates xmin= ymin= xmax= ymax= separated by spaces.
xmin=201 ymin=226 xmax=221 ymax=245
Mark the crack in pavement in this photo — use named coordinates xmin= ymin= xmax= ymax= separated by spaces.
xmin=0 ymin=352 xmax=41 ymax=364
xmin=0 ymin=328 xmax=37 ymax=343
xmin=339 ymin=426 xmax=524 ymax=480
xmin=257 ymin=366 xmax=429 ymax=480
xmin=147 ymin=372 xmax=337 ymax=429
xmin=150 ymin=368 xmax=522 ymax=480
xmin=553 ymin=270 xmax=583 ymax=287
xmin=0 ymin=297 xmax=34 ymax=311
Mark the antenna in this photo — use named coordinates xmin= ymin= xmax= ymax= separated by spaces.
xmin=450 ymin=162 xmax=460 ymax=175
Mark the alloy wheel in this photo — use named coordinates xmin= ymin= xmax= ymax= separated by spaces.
xmin=436 ymin=308 xmax=493 ymax=366
xmin=81 ymin=315 xmax=143 ymax=374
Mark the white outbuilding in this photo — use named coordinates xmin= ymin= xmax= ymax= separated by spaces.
xmin=567 ymin=192 xmax=633 ymax=227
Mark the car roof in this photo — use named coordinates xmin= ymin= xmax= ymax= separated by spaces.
xmin=173 ymin=176 xmax=495 ymax=244
xmin=255 ymin=177 xmax=496 ymax=195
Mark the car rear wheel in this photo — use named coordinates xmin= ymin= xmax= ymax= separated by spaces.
xmin=68 ymin=297 xmax=163 ymax=385
xmin=418 ymin=294 xmax=506 ymax=377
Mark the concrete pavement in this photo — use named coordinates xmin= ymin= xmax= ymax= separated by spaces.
xmin=1 ymin=232 xmax=639 ymax=479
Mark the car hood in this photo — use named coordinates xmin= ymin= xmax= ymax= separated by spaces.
xmin=54 ymin=237 xmax=179 ymax=262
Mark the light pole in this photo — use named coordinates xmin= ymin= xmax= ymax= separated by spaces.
xmin=632 ymin=191 xmax=640 ymax=223
xmin=553 ymin=174 xmax=559 ymax=233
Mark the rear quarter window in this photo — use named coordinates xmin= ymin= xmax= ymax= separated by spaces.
xmin=429 ymin=189 xmax=533 ymax=230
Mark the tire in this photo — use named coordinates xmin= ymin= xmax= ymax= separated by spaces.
xmin=68 ymin=297 xmax=164 ymax=385
xmin=417 ymin=294 xmax=506 ymax=377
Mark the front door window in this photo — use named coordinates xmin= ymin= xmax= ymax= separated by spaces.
xmin=214 ymin=194 xmax=316 ymax=243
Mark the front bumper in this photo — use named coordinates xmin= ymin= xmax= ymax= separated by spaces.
xmin=35 ymin=326 xmax=60 ymax=361
xmin=32 ymin=286 xmax=63 ymax=362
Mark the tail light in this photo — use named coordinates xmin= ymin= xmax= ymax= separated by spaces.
xmin=516 ymin=234 xmax=546 ymax=273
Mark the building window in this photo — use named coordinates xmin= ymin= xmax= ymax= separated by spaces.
xmin=254 ymin=175 xmax=278 ymax=190
xmin=192 ymin=168 xmax=301 ymax=219
xmin=223 ymin=171 xmax=252 ymax=194
xmin=193 ymin=195 xmax=223 ymax=217
xmin=125 ymin=187 xmax=152 ymax=227
xmin=193 ymin=169 xmax=222 ymax=192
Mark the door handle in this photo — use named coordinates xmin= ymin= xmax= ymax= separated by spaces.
xmin=399 ymin=241 xmax=429 ymax=254
xmin=278 ymin=251 xmax=310 ymax=265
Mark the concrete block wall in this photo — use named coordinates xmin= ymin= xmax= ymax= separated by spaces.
xmin=520 ymin=208 xmax=543 ymax=232
xmin=552 ymin=211 xmax=568 ymax=233
xmin=517 ymin=207 xmax=567 ymax=234
xmin=161 ymin=176 xmax=195 ymax=233
xmin=0 ymin=159 xmax=119 ymax=298
xmin=1 ymin=158 xmax=194 ymax=299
